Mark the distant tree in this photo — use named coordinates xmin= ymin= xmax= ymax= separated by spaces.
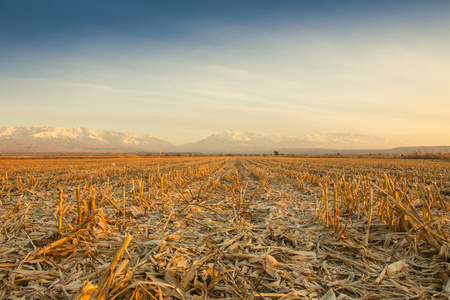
xmin=274 ymin=151 xmax=279 ymax=156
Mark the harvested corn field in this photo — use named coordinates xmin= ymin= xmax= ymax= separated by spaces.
xmin=1 ymin=155 xmax=450 ymax=299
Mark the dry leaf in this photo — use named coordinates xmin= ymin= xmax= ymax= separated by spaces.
xmin=387 ymin=260 xmax=408 ymax=275
xmin=320 ymin=288 xmax=336 ymax=300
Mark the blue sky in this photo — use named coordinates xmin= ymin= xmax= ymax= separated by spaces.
xmin=1 ymin=1 xmax=449 ymax=145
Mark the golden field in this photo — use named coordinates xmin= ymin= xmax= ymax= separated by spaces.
xmin=1 ymin=155 xmax=450 ymax=299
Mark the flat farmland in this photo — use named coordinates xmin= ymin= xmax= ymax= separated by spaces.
xmin=1 ymin=156 xmax=450 ymax=299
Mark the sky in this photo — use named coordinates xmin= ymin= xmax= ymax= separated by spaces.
xmin=0 ymin=1 xmax=449 ymax=145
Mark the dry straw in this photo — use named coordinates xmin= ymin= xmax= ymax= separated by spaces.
xmin=0 ymin=155 xmax=449 ymax=299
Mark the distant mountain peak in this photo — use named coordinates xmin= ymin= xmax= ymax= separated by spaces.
xmin=0 ymin=126 xmax=420 ymax=155
xmin=181 ymin=131 xmax=413 ymax=154
xmin=210 ymin=131 xmax=262 ymax=142
xmin=0 ymin=125 xmax=175 ymax=154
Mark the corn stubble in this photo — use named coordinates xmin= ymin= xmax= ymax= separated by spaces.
xmin=0 ymin=155 xmax=449 ymax=299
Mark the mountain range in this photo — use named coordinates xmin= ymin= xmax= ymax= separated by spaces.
xmin=0 ymin=126 xmax=175 ymax=154
xmin=0 ymin=125 xmax=447 ymax=155
xmin=182 ymin=131 xmax=412 ymax=154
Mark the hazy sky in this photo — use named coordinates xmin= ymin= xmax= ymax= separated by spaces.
xmin=1 ymin=1 xmax=449 ymax=145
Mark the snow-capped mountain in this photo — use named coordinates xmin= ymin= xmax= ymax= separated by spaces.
xmin=181 ymin=131 xmax=278 ymax=153
xmin=0 ymin=126 xmax=175 ymax=153
xmin=0 ymin=126 xmax=417 ymax=154
xmin=180 ymin=131 xmax=412 ymax=154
